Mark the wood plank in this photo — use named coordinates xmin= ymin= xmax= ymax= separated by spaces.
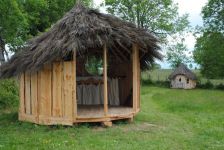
xmin=103 ymin=44 xmax=108 ymax=116
xmin=19 ymin=114 xmax=38 ymax=123
xmin=19 ymin=73 xmax=25 ymax=120
xmin=31 ymin=72 xmax=38 ymax=120
xmin=137 ymin=46 xmax=141 ymax=109
xmin=37 ymin=71 xmax=41 ymax=124
xmin=132 ymin=44 xmax=139 ymax=112
xmin=73 ymin=51 xmax=77 ymax=121
xmin=63 ymin=62 xmax=73 ymax=119
xmin=25 ymin=72 xmax=31 ymax=115
xmin=52 ymin=62 xmax=63 ymax=117
xmin=39 ymin=64 xmax=52 ymax=117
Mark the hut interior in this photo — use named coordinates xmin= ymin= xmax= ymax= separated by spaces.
xmin=63 ymin=44 xmax=135 ymax=118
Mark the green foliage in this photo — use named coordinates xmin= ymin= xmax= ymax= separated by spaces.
xmin=194 ymin=32 xmax=224 ymax=78
xmin=0 ymin=0 xmax=28 ymax=54
xmin=0 ymin=0 xmax=93 ymax=56
xmin=194 ymin=0 xmax=224 ymax=79
xmin=0 ymin=79 xmax=19 ymax=109
xmin=196 ymin=80 xmax=214 ymax=89
xmin=151 ymin=63 xmax=161 ymax=70
xmin=17 ymin=0 xmax=92 ymax=36
xmin=105 ymin=0 xmax=190 ymax=68
xmin=85 ymin=56 xmax=103 ymax=76
xmin=215 ymin=83 xmax=224 ymax=90
xmin=105 ymin=0 xmax=189 ymax=39
xmin=202 ymin=0 xmax=224 ymax=33
xmin=167 ymin=41 xmax=190 ymax=68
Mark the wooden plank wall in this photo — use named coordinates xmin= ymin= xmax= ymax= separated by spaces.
xmin=19 ymin=61 xmax=76 ymax=125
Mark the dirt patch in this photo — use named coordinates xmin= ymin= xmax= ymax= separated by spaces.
xmin=119 ymin=122 xmax=159 ymax=132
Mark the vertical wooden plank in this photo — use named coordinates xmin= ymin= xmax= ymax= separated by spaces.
xmin=103 ymin=44 xmax=108 ymax=116
xmin=73 ymin=51 xmax=77 ymax=121
xmin=37 ymin=71 xmax=41 ymax=124
xmin=19 ymin=73 xmax=25 ymax=117
xmin=25 ymin=72 xmax=31 ymax=115
xmin=63 ymin=62 xmax=73 ymax=119
xmin=39 ymin=64 xmax=52 ymax=118
xmin=52 ymin=62 xmax=63 ymax=117
xmin=132 ymin=44 xmax=139 ymax=112
xmin=31 ymin=72 xmax=38 ymax=119
xmin=137 ymin=47 xmax=141 ymax=110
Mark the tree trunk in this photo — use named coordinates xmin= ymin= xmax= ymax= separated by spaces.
xmin=0 ymin=36 xmax=6 ymax=64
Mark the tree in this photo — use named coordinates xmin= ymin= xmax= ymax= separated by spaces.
xmin=167 ymin=40 xmax=190 ymax=68
xmin=17 ymin=0 xmax=93 ymax=37
xmin=194 ymin=0 xmax=224 ymax=78
xmin=0 ymin=0 xmax=28 ymax=62
xmin=194 ymin=32 xmax=224 ymax=78
xmin=202 ymin=0 xmax=224 ymax=33
xmin=0 ymin=0 xmax=93 ymax=62
xmin=105 ymin=0 xmax=190 ymax=68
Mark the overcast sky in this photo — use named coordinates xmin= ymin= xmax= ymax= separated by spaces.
xmin=94 ymin=0 xmax=208 ymax=68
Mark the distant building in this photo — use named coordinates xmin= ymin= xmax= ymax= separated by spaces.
xmin=169 ymin=64 xmax=197 ymax=89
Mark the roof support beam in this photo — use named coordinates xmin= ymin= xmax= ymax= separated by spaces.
xmin=103 ymin=44 xmax=108 ymax=117
xmin=132 ymin=43 xmax=140 ymax=113
xmin=73 ymin=50 xmax=77 ymax=121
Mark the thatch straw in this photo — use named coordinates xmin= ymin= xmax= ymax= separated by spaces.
xmin=0 ymin=4 xmax=162 ymax=78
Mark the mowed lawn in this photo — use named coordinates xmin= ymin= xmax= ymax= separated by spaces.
xmin=0 ymin=86 xmax=224 ymax=150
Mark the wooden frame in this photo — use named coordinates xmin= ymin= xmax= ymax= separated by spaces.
xmin=18 ymin=44 xmax=141 ymax=126
xmin=132 ymin=44 xmax=140 ymax=113
xmin=103 ymin=44 xmax=108 ymax=117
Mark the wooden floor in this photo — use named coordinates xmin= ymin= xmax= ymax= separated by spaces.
xmin=77 ymin=105 xmax=133 ymax=118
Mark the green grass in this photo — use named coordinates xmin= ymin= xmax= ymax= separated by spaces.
xmin=142 ymin=69 xmax=224 ymax=85
xmin=1 ymin=86 xmax=224 ymax=149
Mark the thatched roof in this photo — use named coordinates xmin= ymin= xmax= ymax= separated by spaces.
xmin=169 ymin=64 xmax=197 ymax=80
xmin=0 ymin=4 xmax=162 ymax=78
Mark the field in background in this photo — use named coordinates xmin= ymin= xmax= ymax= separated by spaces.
xmin=142 ymin=69 xmax=224 ymax=85
xmin=1 ymin=86 xmax=224 ymax=149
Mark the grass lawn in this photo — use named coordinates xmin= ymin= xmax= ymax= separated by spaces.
xmin=0 ymin=86 xmax=224 ymax=150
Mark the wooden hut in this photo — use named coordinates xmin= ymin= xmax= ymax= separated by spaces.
xmin=0 ymin=4 xmax=161 ymax=126
xmin=169 ymin=64 xmax=197 ymax=89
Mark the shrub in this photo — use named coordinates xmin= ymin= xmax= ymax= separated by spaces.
xmin=141 ymin=78 xmax=153 ymax=85
xmin=215 ymin=83 xmax=224 ymax=90
xmin=0 ymin=79 xmax=19 ymax=109
xmin=154 ymin=80 xmax=170 ymax=88
xmin=196 ymin=80 xmax=214 ymax=89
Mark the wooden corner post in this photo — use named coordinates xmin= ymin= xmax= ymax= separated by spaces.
xmin=132 ymin=43 xmax=140 ymax=113
xmin=19 ymin=73 xmax=25 ymax=120
xmin=103 ymin=44 xmax=108 ymax=116
xmin=73 ymin=50 xmax=77 ymax=122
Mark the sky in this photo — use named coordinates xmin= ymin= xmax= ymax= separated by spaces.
xmin=93 ymin=0 xmax=208 ymax=69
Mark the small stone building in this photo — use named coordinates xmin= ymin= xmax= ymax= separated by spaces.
xmin=169 ymin=64 xmax=197 ymax=89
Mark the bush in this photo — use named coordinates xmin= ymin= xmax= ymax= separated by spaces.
xmin=0 ymin=79 xmax=19 ymax=109
xmin=215 ymin=83 xmax=224 ymax=90
xmin=196 ymin=80 xmax=214 ymax=89
xmin=154 ymin=80 xmax=170 ymax=88
xmin=141 ymin=78 xmax=153 ymax=85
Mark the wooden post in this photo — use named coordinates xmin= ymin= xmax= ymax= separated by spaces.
xmin=73 ymin=50 xmax=77 ymax=122
xmin=103 ymin=44 xmax=108 ymax=116
xmin=19 ymin=73 xmax=25 ymax=120
xmin=132 ymin=44 xmax=139 ymax=112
